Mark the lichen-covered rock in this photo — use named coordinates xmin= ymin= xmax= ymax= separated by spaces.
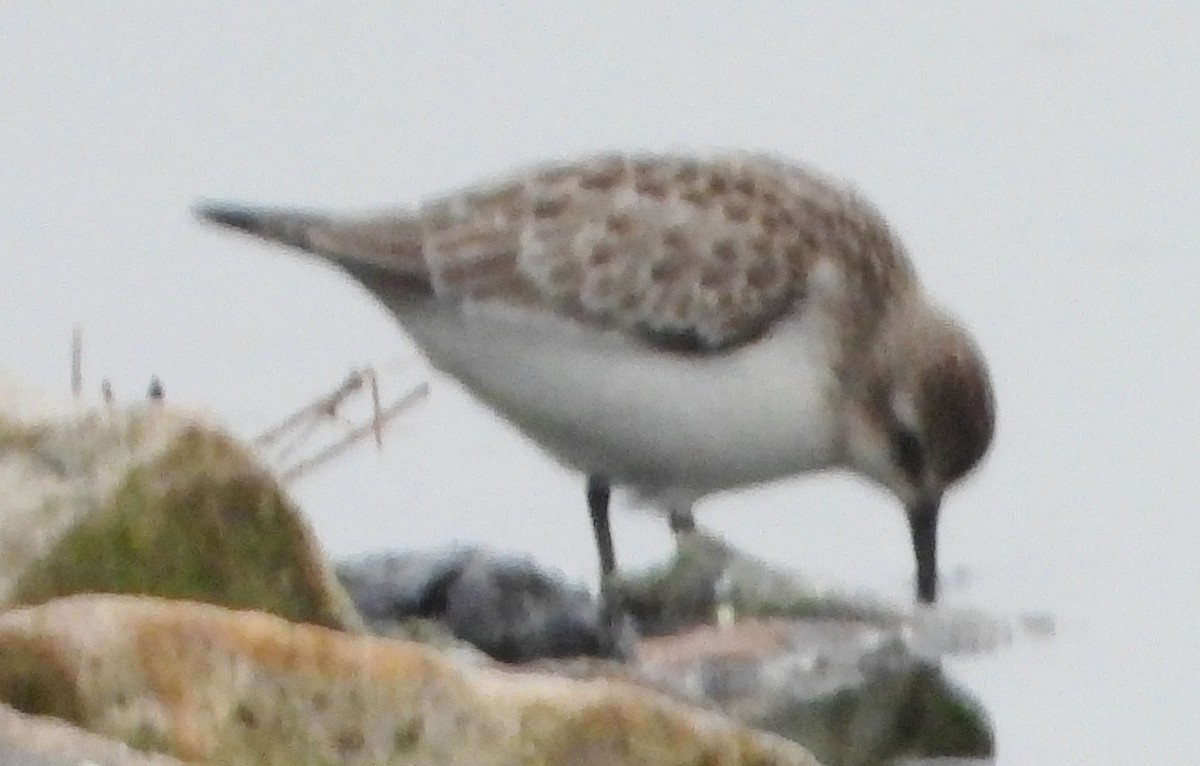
xmin=0 ymin=404 xmax=360 ymax=631
xmin=0 ymin=594 xmax=824 ymax=766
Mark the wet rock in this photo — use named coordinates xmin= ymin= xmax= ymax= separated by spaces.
xmin=601 ymin=531 xmax=997 ymax=764
xmin=0 ymin=594 xmax=823 ymax=766
xmin=338 ymin=531 xmax=999 ymax=762
xmin=636 ymin=621 xmax=992 ymax=765
xmin=338 ymin=549 xmax=616 ymax=662
xmin=0 ymin=404 xmax=360 ymax=630
xmin=618 ymin=531 xmax=898 ymax=637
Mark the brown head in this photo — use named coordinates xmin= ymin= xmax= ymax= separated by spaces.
xmin=843 ymin=298 xmax=995 ymax=604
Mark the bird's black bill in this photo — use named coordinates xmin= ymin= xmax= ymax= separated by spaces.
xmin=907 ymin=498 xmax=940 ymax=604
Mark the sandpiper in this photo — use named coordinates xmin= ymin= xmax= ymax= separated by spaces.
xmin=197 ymin=152 xmax=994 ymax=638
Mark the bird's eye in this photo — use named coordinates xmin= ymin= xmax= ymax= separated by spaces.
xmin=891 ymin=426 xmax=924 ymax=478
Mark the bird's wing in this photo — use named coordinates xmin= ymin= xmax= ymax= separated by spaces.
xmin=197 ymin=153 xmax=909 ymax=351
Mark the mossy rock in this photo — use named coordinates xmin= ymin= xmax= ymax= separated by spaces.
xmin=7 ymin=418 xmax=360 ymax=631
xmin=754 ymin=662 xmax=992 ymax=765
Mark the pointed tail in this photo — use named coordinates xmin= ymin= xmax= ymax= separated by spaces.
xmin=194 ymin=202 xmax=329 ymax=253
xmin=194 ymin=201 xmax=427 ymax=280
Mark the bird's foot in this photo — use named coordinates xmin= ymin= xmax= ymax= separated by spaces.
xmin=596 ymin=584 xmax=639 ymax=661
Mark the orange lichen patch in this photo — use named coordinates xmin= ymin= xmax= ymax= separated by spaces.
xmin=0 ymin=597 xmax=497 ymax=765
xmin=0 ymin=596 xmax=823 ymax=766
xmin=637 ymin=621 xmax=792 ymax=667
xmin=127 ymin=604 xmax=479 ymax=763
xmin=519 ymin=696 xmax=692 ymax=766
xmin=512 ymin=679 xmax=802 ymax=766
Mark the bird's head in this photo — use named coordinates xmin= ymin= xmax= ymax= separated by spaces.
xmin=844 ymin=300 xmax=995 ymax=604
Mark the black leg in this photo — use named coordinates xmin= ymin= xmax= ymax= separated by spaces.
xmin=586 ymin=475 xmax=624 ymax=653
xmin=586 ymin=475 xmax=616 ymax=584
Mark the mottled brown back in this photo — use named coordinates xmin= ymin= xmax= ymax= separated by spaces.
xmin=199 ymin=153 xmax=919 ymax=353
xmin=410 ymin=153 xmax=916 ymax=350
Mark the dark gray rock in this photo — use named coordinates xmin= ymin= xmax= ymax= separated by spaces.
xmin=337 ymin=548 xmax=619 ymax=662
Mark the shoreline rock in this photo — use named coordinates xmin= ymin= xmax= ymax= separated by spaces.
xmin=338 ymin=533 xmax=997 ymax=764
xmin=0 ymin=379 xmax=999 ymax=764
xmin=0 ymin=594 xmax=822 ymax=766
xmin=0 ymin=405 xmax=360 ymax=631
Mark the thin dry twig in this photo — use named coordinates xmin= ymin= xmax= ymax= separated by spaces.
xmin=277 ymin=381 xmax=428 ymax=483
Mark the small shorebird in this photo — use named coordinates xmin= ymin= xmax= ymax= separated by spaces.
xmin=197 ymin=152 xmax=994 ymax=639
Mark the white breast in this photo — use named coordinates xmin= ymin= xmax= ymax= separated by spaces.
xmin=385 ymin=298 xmax=846 ymax=497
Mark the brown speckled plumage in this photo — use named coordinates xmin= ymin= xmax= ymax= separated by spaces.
xmin=425 ymin=153 xmax=918 ymax=351
xmin=207 ymin=153 xmax=918 ymax=354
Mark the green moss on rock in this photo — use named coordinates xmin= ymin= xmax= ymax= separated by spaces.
xmin=755 ymin=663 xmax=992 ymax=765
xmin=9 ymin=424 xmax=358 ymax=630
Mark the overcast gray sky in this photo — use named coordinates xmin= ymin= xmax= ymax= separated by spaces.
xmin=2 ymin=4 xmax=1198 ymax=763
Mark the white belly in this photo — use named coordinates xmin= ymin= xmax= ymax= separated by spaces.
xmin=387 ymin=300 xmax=845 ymax=495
